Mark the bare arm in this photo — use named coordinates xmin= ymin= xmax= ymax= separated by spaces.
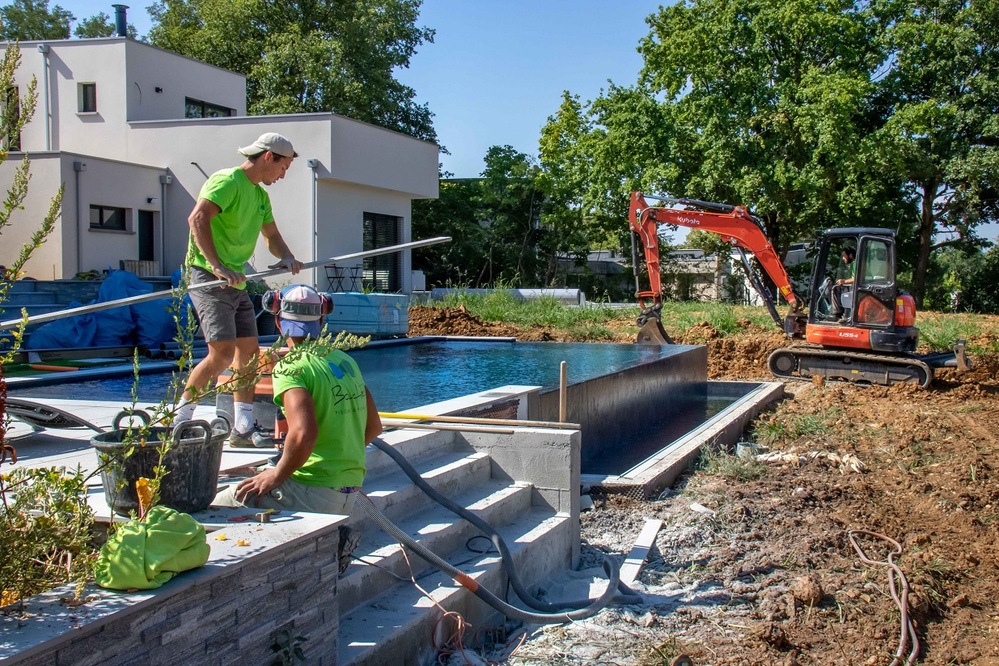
xmin=188 ymin=198 xmax=246 ymax=286
xmin=364 ymin=388 xmax=383 ymax=443
xmin=260 ymin=221 xmax=303 ymax=274
xmin=234 ymin=387 xmax=315 ymax=505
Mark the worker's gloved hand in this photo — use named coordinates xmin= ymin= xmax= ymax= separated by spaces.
xmin=212 ymin=264 xmax=246 ymax=287
xmin=269 ymin=256 xmax=303 ymax=275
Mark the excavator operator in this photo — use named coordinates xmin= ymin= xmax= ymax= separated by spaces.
xmin=832 ymin=247 xmax=856 ymax=322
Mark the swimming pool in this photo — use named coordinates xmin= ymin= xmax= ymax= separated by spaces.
xmin=12 ymin=338 xmax=677 ymax=413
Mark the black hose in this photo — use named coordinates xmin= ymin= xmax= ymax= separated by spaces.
xmin=368 ymin=437 xmax=642 ymax=613
xmin=356 ymin=493 xmax=621 ymax=624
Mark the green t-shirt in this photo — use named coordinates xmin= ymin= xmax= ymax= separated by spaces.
xmin=271 ymin=346 xmax=369 ymax=489
xmin=185 ymin=167 xmax=274 ymax=286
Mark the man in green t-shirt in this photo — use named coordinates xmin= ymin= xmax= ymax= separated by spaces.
xmin=175 ymin=133 xmax=304 ymax=444
xmin=214 ymin=285 xmax=383 ymax=517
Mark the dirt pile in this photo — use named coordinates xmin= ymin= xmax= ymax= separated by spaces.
xmin=415 ymin=305 xmax=999 ymax=665
xmin=409 ymin=305 xmax=558 ymax=341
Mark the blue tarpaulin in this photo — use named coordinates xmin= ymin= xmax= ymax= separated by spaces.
xmin=26 ymin=271 xmax=181 ymax=349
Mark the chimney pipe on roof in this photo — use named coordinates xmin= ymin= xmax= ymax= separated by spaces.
xmin=112 ymin=4 xmax=128 ymax=37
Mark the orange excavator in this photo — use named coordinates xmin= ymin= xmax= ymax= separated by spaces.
xmin=628 ymin=192 xmax=969 ymax=387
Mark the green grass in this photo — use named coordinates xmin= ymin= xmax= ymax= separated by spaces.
xmin=696 ymin=446 xmax=767 ymax=482
xmin=431 ymin=288 xmax=636 ymax=335
xmin=753 ymin=406 xmax=842 ymax=447
xmin=917 ymin=311 xmax=996 ymax=353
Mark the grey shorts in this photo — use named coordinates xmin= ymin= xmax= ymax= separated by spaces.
xmin=213 ymin=475 xmax=359 ymax=515
xmin=186 ymin=267 xmax=257 ymax=342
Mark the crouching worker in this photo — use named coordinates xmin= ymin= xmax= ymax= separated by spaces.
xmin=214 ymin=284 xmax=382 ymax=517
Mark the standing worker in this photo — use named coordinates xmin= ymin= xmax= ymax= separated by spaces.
xmin=214 ymin=285 xmax=382 ymax=568
xmin=174 ymin=132 xmax=304 ymax=446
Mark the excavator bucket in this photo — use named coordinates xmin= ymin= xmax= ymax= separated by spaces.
xmin=637 ymin=318 xmax=675 ymax=345
xmin=954 ymin=339 xmax=971 ymax=372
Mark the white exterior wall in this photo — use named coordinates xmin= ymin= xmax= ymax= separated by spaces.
xmin=315 ymin=181 xmax=415 ymax=292
xmin=72 ymin=156 xmax=166 ymax=275
xmin=0 ymin=154 xmax=65 ymax=279
xmin=329 ymin=116 xmax=439 ymax=197
xmin=124 ymin=40 xmax=246 ymax=122
xmin=38 ymin=40 xmax=127 ymax=156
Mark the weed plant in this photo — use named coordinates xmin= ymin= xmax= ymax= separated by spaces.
xmin=696 ymin=446 xmax=767 ymax=482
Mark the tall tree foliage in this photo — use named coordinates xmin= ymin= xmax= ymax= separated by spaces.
xmin=412 ymin=146 xmax=550 ymax=288
xmin=72 ymin=12 xmax=138 ymax=39
xmin=0 ymin=0 xmax=72 ymax=40
xmin=146 ymin=0 xmax=437 ymax=140
xmin=875 ymin=0 xmax=999 ymax=304
xmin=555 ymin=0 xmax=898 ymax=255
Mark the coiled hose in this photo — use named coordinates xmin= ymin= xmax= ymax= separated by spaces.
xmin=365 ymin=436 xmax=642 ymax=622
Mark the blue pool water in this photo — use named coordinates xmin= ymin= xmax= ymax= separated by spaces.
xmin=13 ymin=339 xmax=676 ymax=413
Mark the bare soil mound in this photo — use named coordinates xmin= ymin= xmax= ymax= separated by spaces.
xmin=409 ymin=305 xmax=558 ymax=340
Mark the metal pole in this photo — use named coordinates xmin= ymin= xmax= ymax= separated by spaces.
xmin=559 ymin=360 xmax=568 ymax=423
xmin=0 ymin=236 xmax=451 ymax=330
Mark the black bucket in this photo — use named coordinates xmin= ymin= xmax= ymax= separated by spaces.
xmin=92 ymin=415 xmax=229 ymax=517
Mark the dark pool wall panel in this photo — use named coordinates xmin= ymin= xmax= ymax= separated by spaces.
xmin=528 ymin=345 xmax=707 ymax=471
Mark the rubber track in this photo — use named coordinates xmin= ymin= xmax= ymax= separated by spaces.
xmin=768 ymin=345 xmax=933 ymax=388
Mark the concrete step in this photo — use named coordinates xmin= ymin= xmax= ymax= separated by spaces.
xmin=337 ymin=479 xmax=533 ymax=615
xmin=364 ymin=431 xmax=463 ymax=479
xmin=357 ymin=449 xmax=493 ymax=530
xmin=338 ymin=508 xmax=574 ymax=666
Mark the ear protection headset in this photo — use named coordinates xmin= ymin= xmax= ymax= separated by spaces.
xmin=261 ymin=284 xmax=334 ymax=319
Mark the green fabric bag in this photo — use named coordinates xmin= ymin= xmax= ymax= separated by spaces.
xmin=95 ymin=505 xmax=210 ymax=590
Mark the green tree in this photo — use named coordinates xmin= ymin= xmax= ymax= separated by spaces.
xmin=476 ymin=145 xmax=546 ymax=286
xmin=536 ymin=93 xmax=604 ymax=285
xmin=684 ymin=229 xmax=735 ymax=256
xmin=875 ymin=0 xmax=999 ymax=305
xmin=146 ymin=0 xmax=437 ymax=140
xmin=412 ymin=178 xmax=488 ymax=288
xmin=72 ymin=12 xmax=138 ymax=38
xmin=0 ymin=0 xmax=73 ymax=40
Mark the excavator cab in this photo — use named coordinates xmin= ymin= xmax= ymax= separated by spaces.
xmin=804 ymin=228 xmax=918 ymax=353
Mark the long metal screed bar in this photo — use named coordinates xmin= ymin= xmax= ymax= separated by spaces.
xmin=0 ymin=237 xmax=451 ymax=330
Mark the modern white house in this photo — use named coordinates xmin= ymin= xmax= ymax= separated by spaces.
xmin=0 ymin=33 xmax=440 ymax=293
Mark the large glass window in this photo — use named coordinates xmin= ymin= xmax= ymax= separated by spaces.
xmin=185 ymin=97 xmax=235 ymax=118
xmin=363 ymin=213 xmax=401 ymax=292
xmin=859 ymin=239 xmax=892 ymax=284
xmin=79 ymin=83 xmax=97 ymax=113
xmin=90 ymin=205 xmax=127 ymax=231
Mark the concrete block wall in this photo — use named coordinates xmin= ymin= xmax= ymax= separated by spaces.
xmin=3 ymin=521 xmax=342 ymax=666
xmin=463 ymin=428 xmax=581 ymax=567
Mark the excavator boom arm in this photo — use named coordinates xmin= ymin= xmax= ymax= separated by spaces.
xmin=629 ymin=192 xmax=802 ymax=320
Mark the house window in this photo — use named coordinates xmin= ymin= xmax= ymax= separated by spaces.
xmin=90 ymin=205 xmax=127 ymax=231
xmin=79 ymin=83 xmax=97 ymax=113
xmin=2 ymin=86 xmax=19 ymax=150
xmin=185 ymin=97 xmax=235 ymax=118
xmin=363 ymin=212 xmax=402 ymax=292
